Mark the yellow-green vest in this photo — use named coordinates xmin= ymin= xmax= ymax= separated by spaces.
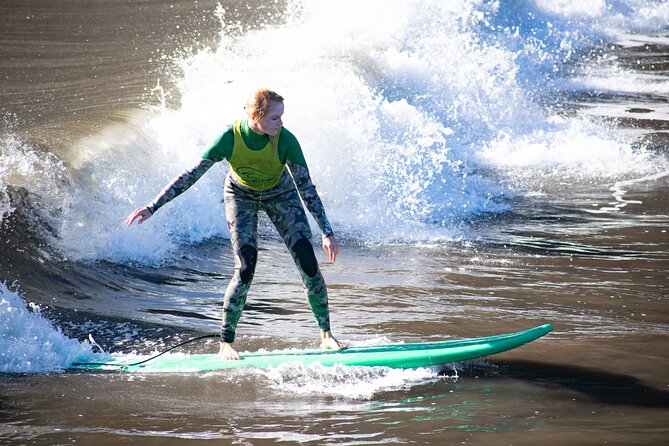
xmin=229 ymin=120 xmax=285 ymax=191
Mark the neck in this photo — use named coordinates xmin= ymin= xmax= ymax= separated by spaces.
xmin=246 ymin=119 xmax=265 ymax=136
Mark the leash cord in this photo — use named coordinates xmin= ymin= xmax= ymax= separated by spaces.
xmin=71 ymin=334 xmax=220 ymax=368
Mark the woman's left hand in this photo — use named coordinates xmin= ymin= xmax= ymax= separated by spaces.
xmin=322 ymin=234 xmax=340 ymax=263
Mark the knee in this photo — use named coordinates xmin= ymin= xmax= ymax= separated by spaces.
xmin=293 ymin=238 xmax=319 ymax=278
xmin=238 ymin=245 xmax=257 ymax=284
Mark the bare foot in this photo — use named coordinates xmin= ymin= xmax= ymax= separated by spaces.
xmin=218 ymin=342 xmax=240 ymax=360
xmin=320 ymin=331 xmax=346 ymax=350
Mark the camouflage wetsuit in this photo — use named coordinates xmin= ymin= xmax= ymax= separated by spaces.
xmin=145 ymin=120 xmax=334 ymax=343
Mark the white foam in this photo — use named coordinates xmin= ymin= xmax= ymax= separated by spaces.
xmin=0 ymin=131 xmax=66 ymax=225
xmin=476 ymin=116 xmax=656 ymax=175
xmin=0 ymin=282 xmax=96 ymax=373
xmin=256 ymin=362 xmax=444 ymax=399
xmin=529 ymin=0 xmax=669 ymax=35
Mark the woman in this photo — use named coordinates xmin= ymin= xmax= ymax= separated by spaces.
xmin=126 ymin=88 xmax=344 ymax=360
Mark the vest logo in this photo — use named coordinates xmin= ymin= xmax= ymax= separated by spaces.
xmin=236 ymin=166 xmax=278 ymax=182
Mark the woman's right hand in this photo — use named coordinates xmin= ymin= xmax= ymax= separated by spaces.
xmin=125 ymin=207 xmax=152 ymax=226
xmin=322 ymin=234 xmax=340 ymax=263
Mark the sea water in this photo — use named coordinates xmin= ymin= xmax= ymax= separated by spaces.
xmin=1 ymin=1 xmax=668 ymax=444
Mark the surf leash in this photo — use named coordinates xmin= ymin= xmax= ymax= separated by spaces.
xmin=71 ymin=334 xmax=219 ymax=369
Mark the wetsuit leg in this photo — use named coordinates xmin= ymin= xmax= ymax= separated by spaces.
xmin=291 ymin=238 xmax=331 ymax=332
xmin=265 ymin=187 xmax=331 ymax=333
xmin=220 ymin=179 xmax=259 ymax=343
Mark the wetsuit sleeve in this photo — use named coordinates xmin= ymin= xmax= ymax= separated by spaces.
xmin=278 ymin=127 xmax=307 ymax=166
xmin=145 ymin=158 xmax=215 ymax=214
xmin=201 ymin=126 xmax=234 ymax=161
xmin=287 ymin=161 xmax=335 ymax=238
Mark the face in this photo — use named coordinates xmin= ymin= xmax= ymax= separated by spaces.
xmin=252 ymin=101 xmax=284 ymax=136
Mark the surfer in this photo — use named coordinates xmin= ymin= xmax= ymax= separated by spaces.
xmin=125 ymin=88 xmax=344 ymax=360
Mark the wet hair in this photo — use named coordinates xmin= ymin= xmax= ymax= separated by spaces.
xmin=245 ymin=88 xmax=284 ymax=120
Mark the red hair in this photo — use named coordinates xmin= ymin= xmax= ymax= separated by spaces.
xmin=246 ymin=88 xmax=284 ymax=119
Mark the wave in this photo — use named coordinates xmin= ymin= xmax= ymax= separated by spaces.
xmin=1 ymin=0 xmax=667 ymax=265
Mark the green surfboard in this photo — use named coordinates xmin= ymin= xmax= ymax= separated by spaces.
xmin=71 ymin=324 xmax=552 ymax=373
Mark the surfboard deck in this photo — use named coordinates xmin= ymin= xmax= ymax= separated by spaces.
xmin=71 ymin=324 xmax=552 ymax=373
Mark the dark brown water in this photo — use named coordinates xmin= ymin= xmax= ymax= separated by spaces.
xmin=1 ymin=1 xmax=668 ymax=445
